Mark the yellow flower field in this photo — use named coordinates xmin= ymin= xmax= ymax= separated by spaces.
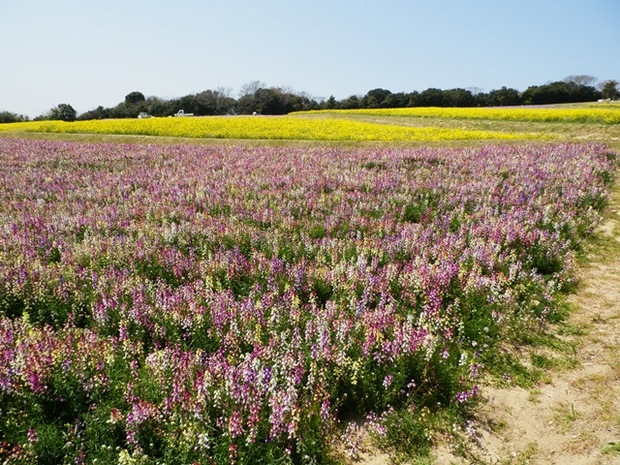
xmin=298 ymin=105 xmax=620 ymax=124
xmin=0 ymin=115 xmax=541 ymax=142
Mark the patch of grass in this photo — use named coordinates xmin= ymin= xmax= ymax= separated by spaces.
xmin=571 ymin=372 xmax=610 ymax=392
xmin=529 ymin=353 xmax=555 ymax=369
xmin=602 ymin=442 xmax=620 ymax=456
xmin=484 ymin=350 xmax=544 ymax=388
xmin=527 ymin=388 xmax=542 ymax=403
xmin=566 ymin=431 xmax=598 ymax=455
xmin=556 ymin=321 xmax=588 ymax=337
xmin=374 ymin=408 xmax=432 ymax=463
xmin=596 ymin=399 xmax=620 ymax=425
xmin=369 ymin=405 xmax=467 ymax=465
xmin=577 ymin=182 xmax=620 ymax=263
xmin=512 ymin=321 xmax=569 ymax=350
xmin=552 ymin=402 xmax=580 ymax=432
xmin=531 ymin=352 xmax=579 ymax=371
xmin=497 ymin=441 xmax=540 ymax=465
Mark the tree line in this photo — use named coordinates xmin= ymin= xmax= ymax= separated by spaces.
xmin=1 ymin=75 xmax=618 ymax=123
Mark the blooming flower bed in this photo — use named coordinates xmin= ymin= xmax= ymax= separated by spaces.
xmin=0 ymin=139 xmax=615 ymax=463
xmin=0 ymin=115 xmax=538 ymax=141
xmin=302 ymin=105 xmax=620 ymax=124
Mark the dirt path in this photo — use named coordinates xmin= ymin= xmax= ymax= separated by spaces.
xmin=433 ymin=182 xmax=620 ymax=464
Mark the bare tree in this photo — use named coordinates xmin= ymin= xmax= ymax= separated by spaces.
xmin=215 ymin=87 xmax=233 ymax=99
xmin=563 ymin=75 xmax=598 ymax=87
xmin=466 ymin=87 xmax=484 ymax=95
xmin=239 ymin=80 xmax=267 ymax=98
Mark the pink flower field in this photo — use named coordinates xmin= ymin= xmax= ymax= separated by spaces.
xmin=0 ymin=138 xmax=616 ymax=464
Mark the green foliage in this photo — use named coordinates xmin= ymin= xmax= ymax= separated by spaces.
xmin=522 ymin=81 xmax=600 ymax=105
xmin=363 ymin=88 xmax=393 ymax=108
xmin=380 ymin=408 xmax=432 ymax=460
xmin=308 ymin=224 xmax=327 ymax=239
xmin=486 ymin=86 xmax=522 ymax=106
xmin=401 ymin=190 xmax=438 ymax=224
xmin=600 ymin=80 xmax=619 ymax=100
xmin=57 ymin=103 xmax=77 ymax=122
xmin=125 ymin=91 xmax=146 ymax=106
xmin=237 ymin=86 xmax=319 ymax=115
xmin=0 ymin=110 xmax=28 ymax=123
xmin=45 ymin=103 xmax=77 ymax=122
xmin=402 ymin=202 xmax=427 ymax=223
xmin=77 ymin=105 xmax=111 ymax=120
xmin=31 ymin=423 xmax=66 ymax=465
xmin=417 ymin=87 xmax=447 ymax=107
xmin=193 ymin=89 xmax=236 ymax=115
xmin=483 ymin=350 xmax=543 ymax=388
xmin=442 ymin=88 xmax=476 ymax=107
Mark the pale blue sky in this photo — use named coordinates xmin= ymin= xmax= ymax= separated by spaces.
xmin=1 ymin=0 xmax=619 ymax=117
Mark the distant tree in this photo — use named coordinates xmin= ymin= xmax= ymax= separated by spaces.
xmin=382 ymin=92 xmax=409 ymax=108
xmin=48 ymin=103 xmax=77 ymax=122
xmin=339 ymin=95 xmax=361 ymax=109
xmin=195 ymin=90 xmax=217 ymax=115
xmin=406 ymin=91 xmax=420 ymax=107
xmin=193 ymin=89 xmax=236 ymax=115
xmin=214 ymin=87 xmax=236 ymax=113
xmin=523 ymin=80 xmax=599 ymax=104
xmin=522 ymin=84 xmax=548 ymax=105
xmin=293 ymin=91 xmax=320 ymax=111
xmin=324 ymin=96 xmax=337 ymax=109
xmin=236 ymin=94 xmax=256 ymax=114
xmin=236 ymin=81 xmax=267 ymax=114
xmin=177 ymin=95 xmax=198 ymax=114
xmin=442 ymin=88 xmax=475 ymax=107
xmin=600 ymin=80 xmax=619 ymax=100
xmin=120 ymin=91 xmax=148 ymax=117
xmin=0 ymin=111 xmax=28 ymax=123
xmin=253 ymin=88 xmax=294 ymax=115
xmin=563 ymin=77 xmax=600 ymax=102
xmin=475 ymin=91 xmax=489 ymax=106
xmin=235 ymin=85 xmax=315 ymax=114
xmin=28 ymin=75 xmax=611 ymax=122
xmin=359 ymin=88 xmax=409 ymax=108
xmin=145 ymin=96 xmax=174 ymax=117
xmin=571 ymin=84 xmax=600 ymax=102
xmin=363 ymin=88 xmax=392 ymax=108
xmin=78 ymin=105 xmax=110 ymax=120
xmin=108 ymin=102 xmax=132 ymax=119
xmin=215 ymin=86 xmax=233 ymax=99
xmin=487 ymin=87 xmax=522 ymax=106
xmin=125 ymin=91 xmax=146 ymax=106
xmin=522 ymin=81 xmax=567 ymax=105
xmin=417 ymin=88 xmax=446 ymax=106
